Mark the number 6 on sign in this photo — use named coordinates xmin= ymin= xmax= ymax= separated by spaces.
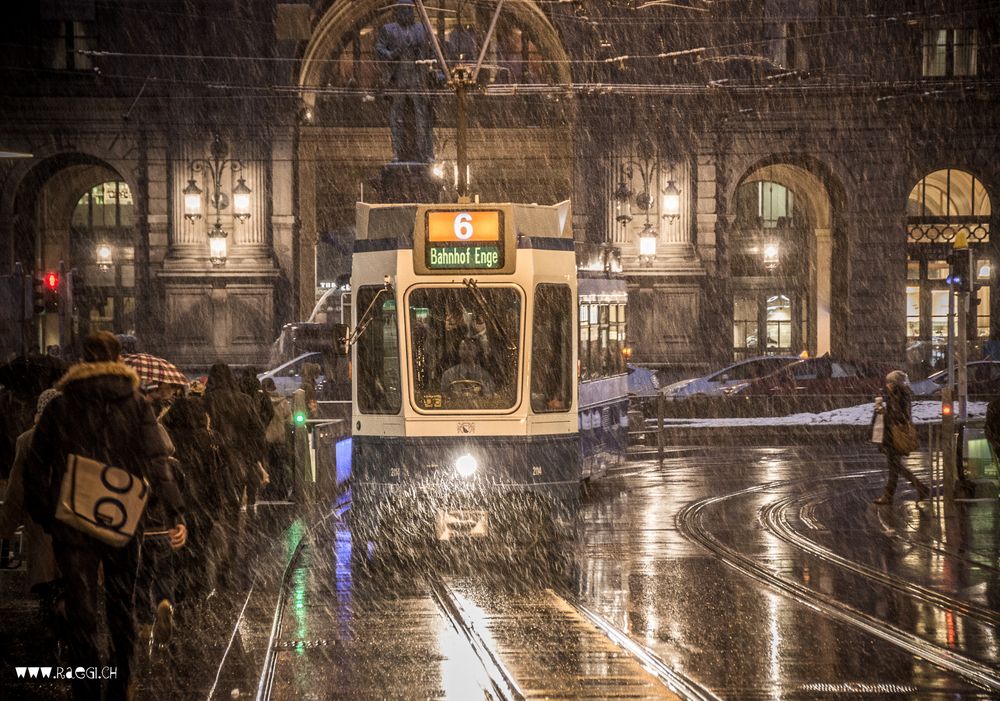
xmin=454 ymin=212 xmax=473 ymax=240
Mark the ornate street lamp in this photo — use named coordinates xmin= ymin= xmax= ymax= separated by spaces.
xmin=185 ymin=133 xmax=250 ymax=266
xmin=208 ymin=221 xmax=228 ymax=267
xmin=183 ymin=179 xmax=203 ymax=221
xmin=232 ymin=177 xmax=252 ymax=221
xmin=661 ymin=178 xmax=681 ymax=222
xmin=612 ymin=145 xmax=682 ymax=264
xmin=638 ymin=221 xmax=657 ymax=265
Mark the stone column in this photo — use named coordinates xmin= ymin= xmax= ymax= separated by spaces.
xmin=815 ymin=227 xmax=833 ymax=356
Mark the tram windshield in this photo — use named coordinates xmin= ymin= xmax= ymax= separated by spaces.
xmin=408 ymin=287 xmax=521 ymax=411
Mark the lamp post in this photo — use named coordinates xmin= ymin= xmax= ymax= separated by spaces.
xmin=184 ymin=134 xmax=250 ymax=266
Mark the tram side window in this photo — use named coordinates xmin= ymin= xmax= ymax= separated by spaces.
xmin=532 ymin=285 xmax=572 ymax=413
xmin=579 ymin=300 xmax=627 ymax=381
xmin=356 ymin=286 xmax=401 ymax=414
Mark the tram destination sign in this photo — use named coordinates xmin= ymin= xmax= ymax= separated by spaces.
xmin=425 ymin=210 xmax=505 ymax=271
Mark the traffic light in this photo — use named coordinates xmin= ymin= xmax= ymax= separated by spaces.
xmin=32 ymin=274 xmax=44 ymax=315
xmin=946 ymin=251 xmax=971 ymax=292
xmin=43 ymin=271 xmax=59 ymax=312
xmin=293 ymin=410 xmax=307 ymax=426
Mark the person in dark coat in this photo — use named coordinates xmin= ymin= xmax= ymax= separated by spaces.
xmin=873 ymin=370 xmax=930 ymax=505
xmin=203 ymin=362 xmax=265 ymax=583
xmin=23 ymin=331 xmax=186 ymax=701
xmin=162 ymin=396 xmax=225 ymax=597
xmin=237 ymin=368 xmax=274 ymax=508
xmin=0 ymin=389 xmax=62 ymax=594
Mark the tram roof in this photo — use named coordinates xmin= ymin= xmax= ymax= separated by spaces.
xmin=356 ymin=201 xmax=572 ymax=243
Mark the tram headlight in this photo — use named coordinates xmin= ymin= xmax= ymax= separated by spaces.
xmin=454 ymin=453 xmax=478 ymax=478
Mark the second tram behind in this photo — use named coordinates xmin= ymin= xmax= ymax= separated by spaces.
xmin=350 ymin=201 xmax=628 ymax=545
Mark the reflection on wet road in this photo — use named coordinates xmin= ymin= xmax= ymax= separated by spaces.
xmin=578 ymin=447 xmax=998 ymax=699
xmin=137 ymin=446 xmax=1000 ymax=700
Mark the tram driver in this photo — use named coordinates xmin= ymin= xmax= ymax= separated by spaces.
xmin=440 ymin=338 xmax=495 ymax=399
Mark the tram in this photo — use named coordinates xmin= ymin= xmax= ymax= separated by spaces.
xmin=348 ymin=201 xmax=628 ymax=546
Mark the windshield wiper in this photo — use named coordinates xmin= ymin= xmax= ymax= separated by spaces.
xmin=462 ymin=278 xmax=516 ymax=352
xmin=348 ymin=277 xmax=394 ymax=348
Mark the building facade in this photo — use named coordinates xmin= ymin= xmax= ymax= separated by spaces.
xmin=0 ymin=1 xmax=996 ymax=377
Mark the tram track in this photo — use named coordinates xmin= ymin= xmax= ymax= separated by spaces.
xmin=761 ymin=489 xmax=1000 ymax=628
xmin=426 ymin=573 xmax=526 ymax=701
xmin=255 ymin=497 xmax=716 ymax=701
xmin=255 ymin=498 xmax=351 ymax=701
xmin=676 ymin=474 xmax=1000 ymax=693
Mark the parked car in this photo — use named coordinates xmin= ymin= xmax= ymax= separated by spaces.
xmin=661 ymin=356 xmax=798 ymax=399
xmin=257 ymin=352 xmax=325 ymax=397
xmin=627 ymin=364 xmax=660 ymax=399
xmin=726 ymin=356 xmax=889 ymax=397
xmin=910 ymin=361 xmax=1000 ymax=398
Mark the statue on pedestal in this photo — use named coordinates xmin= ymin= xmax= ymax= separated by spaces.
xmin=376 ymin=0 xmax=436 ymax=163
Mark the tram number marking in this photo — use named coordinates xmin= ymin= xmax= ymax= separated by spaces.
xmin=422 ymin=394 xmax=443 ymax=408
xmin=427 ymin=210 xmax=500 ymax=242
xmin=454 ymin=212 xmax=473 ymax=240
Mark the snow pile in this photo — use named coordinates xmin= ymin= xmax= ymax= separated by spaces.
xmin=657 ymin=401 xmax=987 ymax=429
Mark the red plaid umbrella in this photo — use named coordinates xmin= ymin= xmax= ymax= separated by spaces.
xmin=122 ymin=353 xmax=188 ymax=387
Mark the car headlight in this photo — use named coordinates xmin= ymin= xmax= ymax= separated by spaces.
xmin=455 ymin=454 xmax=478 ymax=478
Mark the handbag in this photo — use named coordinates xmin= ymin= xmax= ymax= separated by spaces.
xmin=55 ymin=453 xmax=149 ymax=547
xmin=889 ymin=422 xmax=920 ymax=455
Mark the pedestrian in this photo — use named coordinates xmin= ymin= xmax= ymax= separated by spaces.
xmin=872 ymin=369 xmax=930 ymax=505
xmin=23 ymin=331 xmax=186 ymax=701
xmin=203 ymin=362 xmax=265 ymax=585
xmin=0 ymin=389 xmax=62 ymax=610
xmin=237 ymin=368 xmax=274 ymax=509
xmin=261 ymin=378 xmax=292 ymax=500
xmin=162 ymin=396 xmax=225 ymax=599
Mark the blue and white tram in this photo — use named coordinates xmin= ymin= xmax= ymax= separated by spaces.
xmin=349 ymin=201 xmax=628 ymax=545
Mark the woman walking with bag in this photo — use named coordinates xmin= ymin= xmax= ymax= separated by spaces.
xmin=872 ymin=369 xmax=930 ymax=505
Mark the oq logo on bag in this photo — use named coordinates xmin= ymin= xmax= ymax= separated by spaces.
xmin=56 ymin=454 xmax=149 ymax=547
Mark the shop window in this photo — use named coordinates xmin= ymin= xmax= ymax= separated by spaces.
xmin=765 ymin=295 xmax=792 ymax=351
xmin=978 ymin=286 xmax=990 ymax=338
xmin=74 ymin=181 xmax=133 ymax=228
xmin=733 ymin=295 xmax=757 ymax=353
xmin=906 ymin=286 xmax=920 ymax=338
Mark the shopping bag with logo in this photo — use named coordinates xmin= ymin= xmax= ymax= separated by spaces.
xmin=55 ymin=453 xmax=149 ymax=547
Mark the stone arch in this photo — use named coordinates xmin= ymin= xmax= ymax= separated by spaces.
xmin=297 ymin=0 xmax=574 ymax=109
xmin=903 ymin=165 xmax=994 ymax=372
xmin=729 ymin=155 xmax=847 ymax=358
xmin=6 ymin=153 xmax=141 ymax=348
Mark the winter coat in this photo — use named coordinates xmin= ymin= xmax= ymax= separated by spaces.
xmin=881 ymin=383 xmax=913 ymax=455
xmin=0 ymin=428 xmax=59 ymax=589
xmin=265 ymin=393 xmax=292 ymax=445
xmin=23 ymin=361 xmax=183 ymax=546
xmin=985 ymin=398 xmax=1000 ymax=453
xmin=162 ymin=397 xmax=226 ymax=525
xmin=203 ymin=364 xmax=266 ymax=507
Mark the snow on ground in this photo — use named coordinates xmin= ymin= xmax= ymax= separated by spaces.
xmin=656 ymin=401 xmax=987 ymax=428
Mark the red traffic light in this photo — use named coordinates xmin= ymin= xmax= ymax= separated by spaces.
xmin=44 ymin=272 xmax=59 ymax=290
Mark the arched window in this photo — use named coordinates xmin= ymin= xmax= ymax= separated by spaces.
xmin=907 ymin=169 xmax=990 ymax=243
xmin=905 ymin=169 xmax=993 ymax=371
xmin=73 ymin=181 xmax=134 ymax=228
